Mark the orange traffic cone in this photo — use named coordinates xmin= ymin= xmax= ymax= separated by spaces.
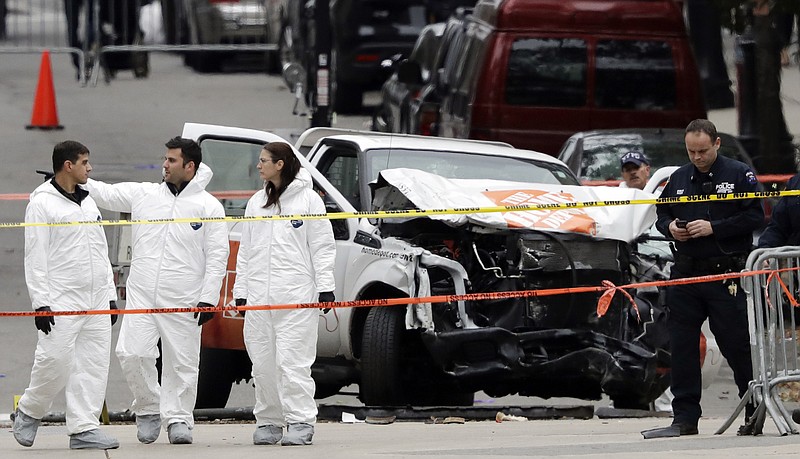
xmin=26 ymin=51 xmax=63 ymax=130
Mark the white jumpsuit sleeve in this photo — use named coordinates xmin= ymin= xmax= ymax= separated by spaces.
xmin=84 ymin=179 xmax=158 ymax=212
xmin=198 ymin=199 xmax=230 ymax=305
xmin=24 ymin=200 xmax=52 ymax=310
xmin=232 ymin=199 xmax=253 ymax=300
xmin=306 ymin=192 xmax=336 ymax=293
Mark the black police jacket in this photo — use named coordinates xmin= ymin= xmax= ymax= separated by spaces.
xmin=758 ymin=173 xmax=800 ymax=248
xmin=655 ymin=155 xmax=763 ymax=258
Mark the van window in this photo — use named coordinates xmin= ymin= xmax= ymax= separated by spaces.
xmin=505 ymin=38 xmax=587 ymax=107
xmin=594 ymin=40 xmax=676 ymax=110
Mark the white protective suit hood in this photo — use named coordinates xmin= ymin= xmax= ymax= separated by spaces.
xmin=25 ymin=180 xmax=116 ymax=311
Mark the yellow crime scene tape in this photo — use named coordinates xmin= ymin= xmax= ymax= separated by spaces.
xmin=0 ymin=189 xmax=790 ymax=229
xmin=0 ymin=187 xmax=796 ymax=320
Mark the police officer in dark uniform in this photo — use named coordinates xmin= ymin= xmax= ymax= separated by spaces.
xmin=642 ymin=119 xmax=763 ymax=438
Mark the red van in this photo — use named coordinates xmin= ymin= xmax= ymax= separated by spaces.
xmin=435 ymin=0 xmax=707 ymax=155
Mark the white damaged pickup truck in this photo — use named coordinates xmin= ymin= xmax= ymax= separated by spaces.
xmin=110 ymin=124 xmax=677 ymax=409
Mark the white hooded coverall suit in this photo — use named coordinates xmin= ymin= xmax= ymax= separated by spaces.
xmin=233 ymin=168 xmax=336 ymax=426
xmin=85 ymin=163 xmax=228 ymax=429
xmin=21 ymin=180 xmax=116 ymax=435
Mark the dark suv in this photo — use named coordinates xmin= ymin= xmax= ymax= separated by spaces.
xmin=281 ymin=0 xmax=473 ymax=114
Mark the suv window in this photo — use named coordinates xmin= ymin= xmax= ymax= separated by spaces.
xmin=505 ymin=38 xmax=587 ymax=107
xmin=594 ymin=40 xmax=676 ymax=110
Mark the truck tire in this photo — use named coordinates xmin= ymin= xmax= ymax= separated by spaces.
xmin=195 ymin=348 xmax=247 ymax=409
xmin=360 ymin=306 xmax=473 ymax=406
xmin=360 ymin=306 xmax=406 ymax=405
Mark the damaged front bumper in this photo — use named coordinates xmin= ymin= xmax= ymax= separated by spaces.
xmin=421 ymin=326 xmax=665 ymax=401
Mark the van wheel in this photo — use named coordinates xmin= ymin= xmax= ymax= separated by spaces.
xmin=195 ymin=348 xmax=248 ymax=408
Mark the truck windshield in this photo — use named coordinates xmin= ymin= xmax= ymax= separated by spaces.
xmin=365 ymin=148 xmax=579 ymax=186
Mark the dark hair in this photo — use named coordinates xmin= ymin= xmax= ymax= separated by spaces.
xmin=262 ymin=142 xmax=301 ymax=211
xmin=685 ymin=119 xmax=717 ymax=142
xmin=165 ymin=136 xmax=202 ymax=168
xmin=52 ymin=140 xmax=89 ymax=173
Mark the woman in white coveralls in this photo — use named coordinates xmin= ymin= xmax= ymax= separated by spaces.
xmin=233 ymin=142 xmax=336 ymax=446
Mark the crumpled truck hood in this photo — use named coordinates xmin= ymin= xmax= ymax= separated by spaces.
xmin=373 ymin=168 xmax=656 ymax=243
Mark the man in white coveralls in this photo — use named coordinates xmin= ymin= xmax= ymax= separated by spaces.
xmin=85 ymin=137 xmax=228 ymax=445
xmin=14 ymin=140 xmax=119 ymax=450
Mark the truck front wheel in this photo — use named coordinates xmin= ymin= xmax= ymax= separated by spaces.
xmin=360 ymin=306 xmax=473 ymax=406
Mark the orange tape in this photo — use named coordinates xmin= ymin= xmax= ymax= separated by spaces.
xmin=3 ymin=266 xmax=798 ymax=319
xmin=0 ymin=193 xmax=32 ymax=201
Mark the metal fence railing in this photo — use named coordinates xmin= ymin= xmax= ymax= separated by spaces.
xmin=0 ymin=0 xmax=87 ymax=81
xmin=717 ymin=247 xmax=800 ymax=436
xmin=0 ymin=0 xmax=278 ymax=85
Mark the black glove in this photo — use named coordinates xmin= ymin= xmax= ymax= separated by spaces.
xmin=110 ymin=300 xmax=119 ymax=326
xmin=319 ymin=291 xmax=335 ymax=314
xmin=194 ymin=302 xmax=216 ymax=326
xmin=35 ymin=306 xmax=55 ymax=335
xmin=235 ymin=298 xmax=247 ymax=317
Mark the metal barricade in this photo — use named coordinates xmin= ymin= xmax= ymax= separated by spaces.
xmin=717 ymin=247 xmax=800 ymax=436
xmin=0 ymin=0 xmax=88 ymax=83
xmin=0 ymin=0 xmax=279 ymax=85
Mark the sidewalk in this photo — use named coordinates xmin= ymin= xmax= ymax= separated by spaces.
xmin=2 ymin=417 xmax=800 ymax=458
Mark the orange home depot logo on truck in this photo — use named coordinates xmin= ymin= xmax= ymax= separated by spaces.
xmin=482 ymin=189 xmax=597 ymax=235
xmin=202 ymin=238 xmax=246 ymax=351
